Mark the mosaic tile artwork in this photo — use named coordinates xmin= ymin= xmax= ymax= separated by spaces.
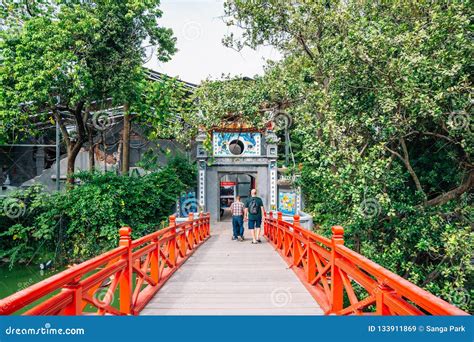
xmin=213 ymin=132 xmax=261 ymax=156
xmin=278 ymin=191 xmax=297 ymax=215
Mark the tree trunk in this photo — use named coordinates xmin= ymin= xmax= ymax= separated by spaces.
xmin=66 ymin=153 xmax=75 ymax=183
xmin=53 ymin=102 xmax=86 ymax=186
xmin=385 ymin=139 xmax=425 ymax=199
xmin=425 ymin=170 xmax=473 ymax=207
xmin=66 ymin=140 xmax=84 ymax=184
xmin=121 ymin=104 xmax=131 ymax=175
xmin=116 ymin=139 xmax=123 ymax=175
xmin=399 ymin=138 xmax=424 ymax=196
xmin=66 ymin=102 xmax=86 ymax=184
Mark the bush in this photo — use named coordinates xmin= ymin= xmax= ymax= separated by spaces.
xmin=0 ymin=185 xmax=54 ymax=267
xmin=0 ymin=157 xmax=195 ymax=266
xmin=300 ymin=150 xmax=473 ymax=312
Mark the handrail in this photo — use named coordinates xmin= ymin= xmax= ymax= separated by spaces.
xmin=0 ymin=212 xmax=211 ymax=316
xmin=264 ymin=212 xmax=468 ymax=316
xmin=0 ymin=246 xmax=127 ymax=315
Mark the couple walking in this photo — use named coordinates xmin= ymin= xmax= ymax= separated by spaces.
xmin=230 ymin=189 xmax=265 ymax=244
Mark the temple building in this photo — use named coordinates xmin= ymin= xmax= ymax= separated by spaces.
xmin=194 ymin=119 xmax=303 ymax=222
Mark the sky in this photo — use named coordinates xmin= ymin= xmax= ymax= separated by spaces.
xmin=144 ymin=0 xmax=280 ymax=85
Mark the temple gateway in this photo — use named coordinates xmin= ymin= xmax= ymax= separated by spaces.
xmin=194 ymin=121 xmax=304 ymax=223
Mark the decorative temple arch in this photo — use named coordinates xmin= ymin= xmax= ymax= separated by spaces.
xmin=195 ymin=119 xmax=280 ymax=221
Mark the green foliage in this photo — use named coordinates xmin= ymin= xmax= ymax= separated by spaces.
xmin=137 ymin=151 xmax=197 ymax=188
xmin=0 ymin=0 xmax=177 ymax=143
xmin=165 ymin=153 xmax=197 ymax=189
xmin=195 ymin=0 xmax=473 ymax=311
xmin=0 ymin=185 xmax=54 ymax=266
xmin=0 ymin=157 xmax=196 ymax=266
xmin=136 ymin=76 xmax=197 ymax=145
xmin=192 ymin=76 xmax=271 ymax=129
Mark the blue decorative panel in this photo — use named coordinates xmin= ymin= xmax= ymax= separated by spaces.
xmin=179 ymin=191 xmax=198 ymax=216
xmin=278 ymin=191 xmax=297 ymax=216
xmin=213 ymin=132 xmax=261 ymax=157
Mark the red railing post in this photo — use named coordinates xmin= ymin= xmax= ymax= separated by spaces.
xmin=330 ymin=226 xmax=345 ymax=313
xmin=283 ymin=213 xmax=291 ymax=255
xmin=169 ymin=215 xmax=177 ymax=266
xmin=292 ymin=214 xmax=299 ymax=225
xmin=268 ymin=211 xmax=273 ymax=240
xmin=198 ymin=212 xmax=203 ymax=242
xmin=63 ymin=276 xmax=82 ymax=315
xmin=203 ymin=212 xmax=208 ymax=239
xmin=292 ymin=214 xmax=301 ymax=267
xmin=263 ymin=211 xmax=273 ymax=240
xmin=203 ymin=212 xmax=208 ymax=237
xmin=187 ymin=212 xmax=194 ymax=250
xmin=375 ymin=283 xmax=394 ymax=315
xmin=201 ymin=212 xmax=205 ymax=241
xmin=119 ymin=226 xmax=132 ymax=315
xmin=277 ymin=212 xmax=283 ymax=248
xmin=150 ymin=231 xmax=159 ymax=283
xmin=192 ymin=212 xmax=197 ymax=244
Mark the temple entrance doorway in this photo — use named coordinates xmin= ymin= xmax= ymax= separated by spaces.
xmin=219 ymin=173 xmax=255 ymax=221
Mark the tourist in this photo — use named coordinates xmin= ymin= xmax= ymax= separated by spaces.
xmin=230 ymin=195 xmax=245 ymax=241
xmin=244 ymin=189 xmax=265 ymax=244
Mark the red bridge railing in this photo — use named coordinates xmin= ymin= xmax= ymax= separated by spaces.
xmin=0 ymin=212 xmax=210 ymax=316
xmin=264 ymin=212 xmax=468 ymax=316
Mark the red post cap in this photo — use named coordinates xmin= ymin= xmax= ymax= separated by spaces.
xmin=119 ymin=226 xmax=132 ymax=237
xmin=331 ymin=226 xmax=344 ymax=236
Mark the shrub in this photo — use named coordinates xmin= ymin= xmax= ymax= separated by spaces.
xmin=0 ymin=158 xmax=195 ymax=266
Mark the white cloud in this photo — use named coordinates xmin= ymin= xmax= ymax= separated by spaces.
xmin=144 ymin=0 xmax=280 ymax=84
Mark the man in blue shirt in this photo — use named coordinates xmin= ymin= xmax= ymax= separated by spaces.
xmin=244 ymin=189 xmax=265 ymax=244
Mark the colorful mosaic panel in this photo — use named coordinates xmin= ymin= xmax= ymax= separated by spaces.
xmin=213 ymin=132 xmax=261 ymax=156
xmin=278 ymin=191 xmax=297 ymax=216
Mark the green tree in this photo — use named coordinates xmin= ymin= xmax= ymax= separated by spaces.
xmin=0 ymin=0 xmax=177 ymax=182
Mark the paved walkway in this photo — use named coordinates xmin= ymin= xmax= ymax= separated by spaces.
xmin=140 ymin=221 xmax=323 ymax=315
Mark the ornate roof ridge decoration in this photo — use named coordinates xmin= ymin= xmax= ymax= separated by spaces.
xmin=209 ymin=113 xmax=266 ymax=133
xmin=210 ymin=123 xmax=263 ymax=133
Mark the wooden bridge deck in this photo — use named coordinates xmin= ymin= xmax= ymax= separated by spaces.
xmin=140 ymin=221 xmax=324 ymax=315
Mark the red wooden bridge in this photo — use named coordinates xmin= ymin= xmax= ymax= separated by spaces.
xmin=0 ymin=213 xmax=468 ymax=316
